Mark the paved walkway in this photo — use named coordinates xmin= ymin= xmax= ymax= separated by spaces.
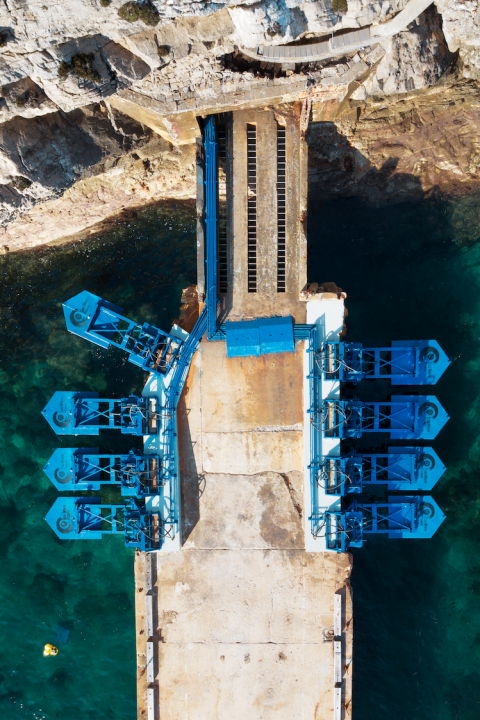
xmin=240 ymin=0 xmax=435 ymax=65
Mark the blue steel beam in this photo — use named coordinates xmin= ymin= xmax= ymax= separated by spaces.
xmin=43 ymin=448 xmax=162 ymax=495
xmin=319 ymin=340 xmax=450 ymax=384
xmin=317 ymin=395 xmax=449 ymax=440
xmin=204 ymin=116 xmax=218 ymax=340
xmin=63 ymin=290 xmax=183 ymax=375
xmin=317 ymin=447 xmax=445 ymax=495
xmin=44 ymin=497 xmax=162 ymax=551
xmin=41 ymin=391 xmax=160 ymax=436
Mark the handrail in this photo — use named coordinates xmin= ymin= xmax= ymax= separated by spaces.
xmin=204 ymin=116 xmax=218 ymax=341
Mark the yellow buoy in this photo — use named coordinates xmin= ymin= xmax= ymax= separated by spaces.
xmin=43 ymin=644 xmax=58 ymax=657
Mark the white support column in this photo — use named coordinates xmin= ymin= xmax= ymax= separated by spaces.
xmin=146 ymin=641 xmax=155 ymax=683
xmin=145 ymin=594 xmax=153 ymax=638
xmin=147 ymin=687 xmax=155 ymax=720
xmin=334 ymin=593 xmax=342 ymax=637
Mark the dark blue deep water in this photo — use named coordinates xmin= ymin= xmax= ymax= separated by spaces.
xmin=0 ymin=203 xmax=196 ymax=720
xmin=309 ymin=193 xmax=480 ymax=720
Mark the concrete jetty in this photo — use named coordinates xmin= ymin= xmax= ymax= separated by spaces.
xmin=135 ymin=104 xmax=353 ymax=720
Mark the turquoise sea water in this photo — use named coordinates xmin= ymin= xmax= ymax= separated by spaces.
xmin=309 ymin=193 xmax=480 ymax=720
xmin=3 ymin=190 xmax=480 ymax=720
xmin=0 ymin=203 xmax=196 ymax=720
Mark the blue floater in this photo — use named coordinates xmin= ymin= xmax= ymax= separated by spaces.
xmin=41 ymin=391 xmax=159 ymax=436
xmin=319 ymin=339 xmax=450 ymax=385
xmin=44 ymin=497 xmax=161 ymax=551
xmin=63 ymin=290 xmax=183 ymax=375
xmin=319 ymin=395 xmax=449 ymax=440
xmin=318 ymin=496 xmax=445 ymax=550
xmin=43 ymin=447 xmax=162 ymax=495
xmin=317 ymin=446 xmax=446 ymax=495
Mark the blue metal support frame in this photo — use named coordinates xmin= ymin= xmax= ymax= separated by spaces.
xmin=43 ymin=447 xmax=162 ymax=495
xmin=307 ymin=325 xmax=325 ymax=539
xmin=44 ymin=497 xmax=162 ymax=551
xmin=318 ymin=340 xmax=450 ymax=385
xmin=312 ymin=496 xmax=445 ymax=550
xmin=63 ymin=291 xmax=183 ymax=375
xmin=317 ymin=447 xmax=445 ymax=496
xmin=317 ymin=396 xmax=449 ymax=440
xmin=42 ymin=391 xmax=159 ymax=436
xmin=204 ymin=116 xmax=219 ymax=340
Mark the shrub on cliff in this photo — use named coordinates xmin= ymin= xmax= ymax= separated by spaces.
xmin=332 ymin=0 xmax=348 ymax=12
xmin=11 ymin=176 xmax=32 ymax=192
xmin=58 ymin=60 xmax=71 ymax=79
xmin=71 ymin=54 xmax=100 ymax=83
xmin=118 ymin=1 xmax=159 ymax=26
xmin=100 ymin=0 xmax=111 ymax=6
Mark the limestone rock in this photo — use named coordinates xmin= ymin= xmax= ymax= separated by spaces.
xmin=102 ymin=41 xmax=151 ymax=83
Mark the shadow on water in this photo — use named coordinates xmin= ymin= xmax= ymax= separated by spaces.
xmin=0 ymin=201 xmax=196 ymax=720
xmin=308 ymin=170 xmax=480 ymax=718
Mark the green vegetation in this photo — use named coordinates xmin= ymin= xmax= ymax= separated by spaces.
xmin=57 ymin=60 xmax=71 ymax=79
xmin=118 ymin=1 xmax=160 ymax=26
xmin=1 ymin=86 xmax=7 ymax=98
xmin=100 ymin=0 xmax=111 ymax=6
xmin=72 ymin=53 xmax=100 ymax=83
xmin=157 ymin=45 xmax=169 ymax=58
xmin=332 ymin=0 xmax=348 ymax=12
xmin=59 ymin=54 xmax=100 ymax=83
xmin=15 ymin=96 xmax=25 ymax=107
xmin=0 ymin=33 xmax=9 ymax=47
xmin=11 ymin=176 xmax=32 ymax=192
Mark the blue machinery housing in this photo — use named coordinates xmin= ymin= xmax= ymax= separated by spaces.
xmin=42 ymin=114 xmax=450 ymax=552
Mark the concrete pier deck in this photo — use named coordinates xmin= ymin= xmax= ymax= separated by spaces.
xmin=135 ymin=103 xmax=352 ymax=720
xmin=135 ymin=341 xmax=353 ymax=720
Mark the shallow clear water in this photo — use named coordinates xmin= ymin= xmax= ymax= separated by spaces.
xmin=0 ymin=203 xmax=196 ymax=720
xmin=309 ymin=193 xmax=480 ymax=720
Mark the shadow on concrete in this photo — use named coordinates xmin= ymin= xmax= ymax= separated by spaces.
xmin=176 ymin=382 xmax=205 ymax=544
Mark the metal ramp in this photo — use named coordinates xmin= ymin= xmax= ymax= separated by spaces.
xmin=43 ymin=448 xmax=162 ymax=495
xmin=319 ymin=395 xmax=449 ymax=440
xmin=41 ymin=391 xmax=159 ymax=436
xmin=317 ymin=447 xmax=445 ymax=495
xmin=313 ymin=496 xmax=445 ymax=551
xmin=319 ymin=340 xmax=450 ymax=385
xmin=44 ymin=497 xmax=163 ymax=551
xmin=63 ymin=290 xmax=183 ymax=375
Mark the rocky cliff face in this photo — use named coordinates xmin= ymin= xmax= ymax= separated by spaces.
xmin=1 ymin=0 xmax=480 ymax=251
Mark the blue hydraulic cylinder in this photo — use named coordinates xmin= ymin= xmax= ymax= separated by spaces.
xmin=44 ymin=497 xmax=161 ymax=551
xmin=41 ymin=391 xmax=159 ymax=436
xmin=318 ymin=447 xmax=445 ymax=495
xmin=319 ymin=395 xmax=449 ymax=440
xmin=63 ymin=290 xmax=183 ymax=375
xmin=319 ymin=340 xmax=450 ymax=385
xmin=43 ymin=448 xmax=162 ymax=495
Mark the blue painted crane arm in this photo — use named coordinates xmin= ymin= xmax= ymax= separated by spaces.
xmin=63 ymin=290 xmax=183 ymax=375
